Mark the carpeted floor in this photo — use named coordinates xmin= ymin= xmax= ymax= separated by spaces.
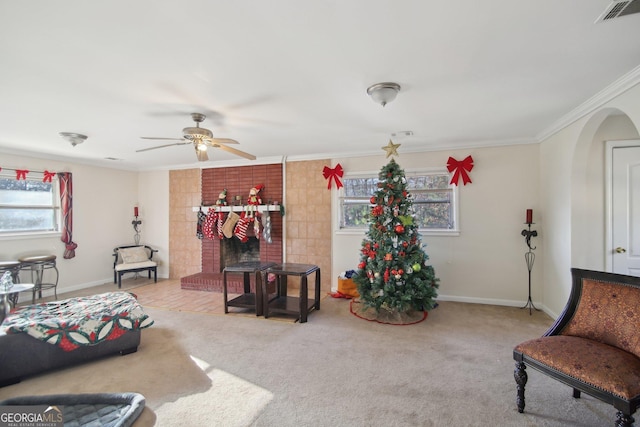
xmin=0 ymin=286 xmax=617 ymax=426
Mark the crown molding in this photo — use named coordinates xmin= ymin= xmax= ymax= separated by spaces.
xmin=536 ymin=64 xmax=640 ymax=142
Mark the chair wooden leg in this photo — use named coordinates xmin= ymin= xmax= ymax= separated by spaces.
xmin=616 ymin=411 xmax=634 ymax=427
xmin=514 ymin=361 xmax=528 ymax=413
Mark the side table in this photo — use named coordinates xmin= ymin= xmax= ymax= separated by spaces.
xmin=0 ymin=283 xmax=34 ymax=323
xmin=223 ymin=261 xmax=275 ymax=316
xmin=263 ymin=263 xmax=320 ymax=323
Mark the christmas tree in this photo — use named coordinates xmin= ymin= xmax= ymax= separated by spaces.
xmin=353 ymin=159 xmax=439 ymax=314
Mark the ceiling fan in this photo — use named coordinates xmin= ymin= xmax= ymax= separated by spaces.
xmin=137 ymin=113 xmax=256 ymax=161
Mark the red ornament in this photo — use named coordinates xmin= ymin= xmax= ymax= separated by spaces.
xmin=358 ymin=262 xmax=366 ymax=269
xmin=373 ymin=243 xmax=379 ymax=249
xmin=384 ymin=268 xmax=390 ymax=283
xmin=384 ymin=253 xmax=393 ymax=261
xmin=395 ymin=224 xmax=405 ymax=234
xmin=370 ymin=196 xmax=377 ymax=204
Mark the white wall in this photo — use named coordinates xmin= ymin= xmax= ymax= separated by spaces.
xmin=138 ymin=170 xmax=169 ymax=278
xmin=0 ymin=154 xmax=139 ymax=293
xmin=540 ymin=83 xmax=640 ymax=317
xmin=332 ymin=143 xmax=541 ymax=308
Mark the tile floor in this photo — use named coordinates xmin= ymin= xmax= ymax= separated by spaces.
xmin=16 ymin=276 xmax=303 ymax=318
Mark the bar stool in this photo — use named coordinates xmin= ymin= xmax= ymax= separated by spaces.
xmin=0 ymin=261 xmax=22 ymax=306
xmin=18 ymin=255 xmax=59 ymax=303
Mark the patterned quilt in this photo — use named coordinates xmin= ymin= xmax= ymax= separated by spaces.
xmin=2 ymin=292 xmax=154 ymax=351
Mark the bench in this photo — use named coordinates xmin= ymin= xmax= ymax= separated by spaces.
xmin=513 ymin=268 xmax=640 ymax=427
xmin=113 ymin=245 xmax=157 ymax=288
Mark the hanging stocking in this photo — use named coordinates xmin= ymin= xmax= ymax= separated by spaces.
xmin=222 ymin=211 xmax=240 ymax=238
xmin=262 ymin=211 xmax=272 ymax=243
xmin=216 ymin=211 xmax=226 ymax=239
xmin=234 ymin=213 xmax=251 ymax=243
xmin=202 ymin=210 xmax=217 ymax=240
xmin=254 ymin=216 xmax=261 ymax=239
xmin=196 ymin=209 xmax=206 ymax=239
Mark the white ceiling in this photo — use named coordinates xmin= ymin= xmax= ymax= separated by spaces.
xmin=1 ymin=1 xmax=639 ymax=171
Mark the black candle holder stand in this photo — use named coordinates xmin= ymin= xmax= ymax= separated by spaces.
xmin=521 ymin=223 xmax=540 ymax=315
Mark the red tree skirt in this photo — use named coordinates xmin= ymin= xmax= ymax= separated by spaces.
xmin=349 ymin=299 xmax=428 ymax=325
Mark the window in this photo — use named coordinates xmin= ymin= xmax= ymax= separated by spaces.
xmin=339 ymin=170 xmax=457 ymax=232
xmin=0 ymin=173 xmax=60 ymax=234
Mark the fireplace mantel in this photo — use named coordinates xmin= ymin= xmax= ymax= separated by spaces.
xmin=192 ymin=204 xmax=283 ymax=213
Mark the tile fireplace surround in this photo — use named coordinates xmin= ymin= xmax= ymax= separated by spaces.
xmin=180 ymin=164 xmax=283 ymax=294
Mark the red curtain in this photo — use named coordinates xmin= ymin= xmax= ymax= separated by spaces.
xmin=58 ymin=172 xmax=77 ymax=259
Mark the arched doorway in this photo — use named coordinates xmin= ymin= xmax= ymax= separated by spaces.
xmin=571 ymin=109 xmax=639 ymax=271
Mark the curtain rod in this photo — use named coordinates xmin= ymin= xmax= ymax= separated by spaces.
xmin=0 ymin=167 xmax=69 ymax=174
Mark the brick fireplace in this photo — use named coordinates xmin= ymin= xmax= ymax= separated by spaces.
xmin=180 ymin=164 xmax=283 ymax=293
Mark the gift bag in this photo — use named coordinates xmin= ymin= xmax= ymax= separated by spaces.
xmin=338 ymin=277 xmax=359 ymax=298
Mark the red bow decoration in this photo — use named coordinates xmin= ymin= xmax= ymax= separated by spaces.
xmin=15 ymin=169 xmax=29 ymax=180
xmin=43 ymin=170 xmax=56 ymax=183
xmin=323 ymin=163 xmax=344 ymax=190
xmin=447 ymin=156 xmax=474 ymax=186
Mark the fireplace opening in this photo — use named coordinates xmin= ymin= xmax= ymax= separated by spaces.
xmin=220 ymin=236 xmax=260 ymax=270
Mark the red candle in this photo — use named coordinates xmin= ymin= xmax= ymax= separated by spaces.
xmin=526 ymin=209 xmax=533 ymax=224
xmin=134 ymin=206 xmax=139 ymax=217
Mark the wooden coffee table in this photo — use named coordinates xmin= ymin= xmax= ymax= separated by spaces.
xmin=263 ymin=263 xmax=320 ymax=323
xmin=223 ymin=261 xmax=275 ymax=316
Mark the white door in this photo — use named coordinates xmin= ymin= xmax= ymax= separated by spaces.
xmin=611 ymin=143 xmax=640 ymax=276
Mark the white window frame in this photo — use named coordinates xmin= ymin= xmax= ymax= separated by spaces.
xmin=0 ymin=171 xmax=62 ymax=240
xmin=334 ymin=167 xmax=459 ymax=236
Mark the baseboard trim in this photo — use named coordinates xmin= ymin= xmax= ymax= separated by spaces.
xmin=437 ymin=294 xmax=557 ymax=319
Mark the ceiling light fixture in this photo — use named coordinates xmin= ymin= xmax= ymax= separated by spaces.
xmin=59 ymin=132 xmax=88 ymax=147
xmin=367 ymin=82 xmax=401 ymax=107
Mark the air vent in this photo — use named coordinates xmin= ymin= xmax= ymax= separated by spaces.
xmin=596 ymin=0 xmax=640 ymax=22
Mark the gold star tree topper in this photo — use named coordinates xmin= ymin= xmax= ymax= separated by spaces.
xmin=382 ymin=140 xmax=401 ymax=158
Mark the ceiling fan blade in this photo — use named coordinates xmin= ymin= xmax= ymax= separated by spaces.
xmin=212 ymin=143 xmax=256 ymax=160
xmin=140 ymin=137 xmax=186 ymax=141
xmin=207 ymin=137 xmax=239 ymax=145
xmin=136 ymin=142 xmax=191 ymax=152
xmin=195 ymin=146 xmax=209 ymax=162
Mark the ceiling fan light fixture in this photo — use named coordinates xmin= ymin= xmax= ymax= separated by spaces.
xmin=196 ymin=142 xmax=207 ymax=152
xmin=367 ymin=82 xmax=401 ymax=107
xmin=59 ymin=132 xmax=88 ymax=147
